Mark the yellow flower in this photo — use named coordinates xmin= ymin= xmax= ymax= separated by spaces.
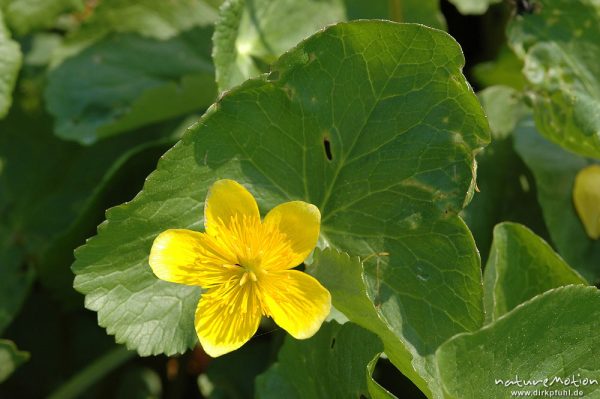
xmin=148 ymin=179 xmax=331 ymax=357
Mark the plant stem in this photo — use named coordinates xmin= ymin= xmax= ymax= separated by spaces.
xmin=48 ymin=347 xmax=135 ymax=399
xmin=390 ymin=0 xmax=403 ymax=22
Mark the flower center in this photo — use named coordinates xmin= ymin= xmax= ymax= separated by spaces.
xmin=229 ymin=261 xmax=261 ymax=286
xmin=238 ymin=269 xmax=258 ymax=286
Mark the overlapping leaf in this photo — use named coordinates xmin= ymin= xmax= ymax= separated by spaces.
xmin=256 ymin=321 xmax=389 ymax=398
xmin=213 ymin=0 xmax=446 ymax=92
xmin=73 ymin=0 xmax=219 ymax=41
xmin=483 ymin=222 xmax=586 ymax=322
xmin=72 ymin=23 xmax=489 ymax=389
xmin=437 ymin=285 xmax=600 ymax=398
xmin=308 ymin=249 xmax=430 ymax=396
xmin=212 ymin=0 xmax=345 ymax=92
xmin=514 ymin=118 xmax=600 ymax=283
xmin=45 ymin=27 xmax=216 ymax=144
xmin=508 ymin=0 xmax=600 ymax=159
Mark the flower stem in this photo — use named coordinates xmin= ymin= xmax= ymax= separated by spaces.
xmin=48 ymin=346 xmax=135 ymax=399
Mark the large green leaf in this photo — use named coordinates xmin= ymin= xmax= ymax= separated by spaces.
xmin=45 ymin=27 xmax=216 ymax=144
xmin=0 ymin=0 xmax=82 ymax=35
xmin=0 ymin=10 xmax=21 ymax=119
xmin=513 ymin=117 xmax=600 ymax=284
xmin=255 ymin=321 xmax=388 ymax=398
xmin=0 ymin=339 xmax=29 ymax=383
xmin=436 ymin=285 xmax=600 ymax=398
xmin=508 ymin=0 xmax=600 ymax=159
xmin=72 ymin=21 xmax=489 ymax=378
xmin=483 ymin=222 xmax=587 ymax=322
xmin=213 ymin=0 xmax=446 ymax=92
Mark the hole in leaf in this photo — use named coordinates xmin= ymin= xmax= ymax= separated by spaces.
xmin=330 ymin=338 xmax=336 ymax=349
xmin=323 ymin=137 xmax=333 ymax=161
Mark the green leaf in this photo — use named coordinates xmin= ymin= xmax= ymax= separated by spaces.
xmin=447 ymin=0 xmax=501 ymax=15
xmin=308 ymin=248 xmax=430 ymax=397
xmin=513 ymin=117 xmax=600 ymax=284
xmin=436 ymin=285 xmax=600 ymax=399
xmin=0 ymin=0 xmax=82 ymax=35
xmin=255 ymin=321 xmax=386 ymax=398
xmin=0 ymin=104 xmax=182 ymax=311
xmin=45 ymin=27 xmax=216 ymax=144
xmin=73 ymin=0 xmax=219 ymax=41
xmin=345 ymin=0 xmax=445 ymax=30
xmin=0 ymin=10 xmax=22 ymax=119
xmin=0 ymin=339 xmax=29 ymax=383
xmin=462 ymin=86 xmax=547 ymax=262
xmin=477 ymin=86 xmax=528 ymax=140
xmin=483 ymin=222 xmax=587 ymax=322
xmin=213 ymin=0 xmax=447 ymax=93
xmin=508 ymin=0 xmax=600 ymax=159
xmin=72 ymin=21 xmax=489 ymax=378
xmin=212 ymin=0 xmax=345 ymax=92
xmin=471 ymin=45 xmax=526 ymax=90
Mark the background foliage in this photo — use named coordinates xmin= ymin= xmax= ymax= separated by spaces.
xmin=1 ymin=0 xmax=599 ymax=398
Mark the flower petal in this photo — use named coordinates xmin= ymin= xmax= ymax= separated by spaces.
xmin=204 ymin=179 xmax=260 ymax=237
xmin=195 ymin=282 xmax=262 ymax=357
xmin=149 ymin=229 xmax=236 ymax=287
xmin=260 ymin=270 xmax=331 ymax=339
xmin=263 ymin=201 xmax=320 ymax=269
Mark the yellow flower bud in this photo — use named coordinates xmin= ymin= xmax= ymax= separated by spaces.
xmin=573 ymin=164 xmax=600 ymax=240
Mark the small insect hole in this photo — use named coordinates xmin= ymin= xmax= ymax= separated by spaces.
xmin=323 ymin=137 xmax=333 ymax=161
xmin=330 ymin=338 xmax=336 ymax=349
